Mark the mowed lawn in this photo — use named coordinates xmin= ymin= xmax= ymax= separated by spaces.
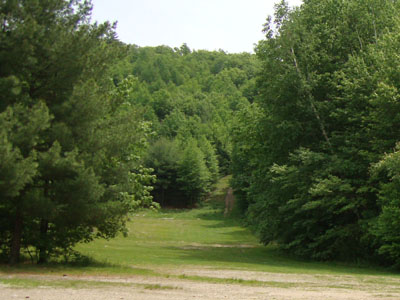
xmin=75 ymin=177 xmax=398 ymax=277
xmin=76 ymin=176 xmax=265 ymax=269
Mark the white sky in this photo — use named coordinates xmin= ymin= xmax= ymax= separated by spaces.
xmin=91 ymin=0 xmax=303 ymax=53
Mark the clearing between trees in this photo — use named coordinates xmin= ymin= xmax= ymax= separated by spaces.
xmin=1 ymin=177 xmax=400 ymax=299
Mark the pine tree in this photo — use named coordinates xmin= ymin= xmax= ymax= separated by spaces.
xmin=0 ymin=0 xmax=154 ymax=263
xmin=177 ymin=140 xmax=210 ymax=206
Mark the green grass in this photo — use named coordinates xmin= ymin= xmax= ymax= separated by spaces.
xmin=2 ymin=175 xmax=400 ymax=285
xmin=173 ymin=274 xmax=357 ymax=290
xmin=142 ymin=283 xmax=179 ymax=290
xmin=176 ymin=274 xmax=297 ymax=288
xmin=73 ymin=177 xmax=397 ymax=277
xmin=0 ymin=277 xmax=127 ymax=289
xmin=0 ymin=261 xmax=159 ymax=277
xmin=0 ymin=277 xmax=178 ymax=290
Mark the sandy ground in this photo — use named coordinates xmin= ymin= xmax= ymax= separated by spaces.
xmin=2 ymin=267 xmax=400 ymax=300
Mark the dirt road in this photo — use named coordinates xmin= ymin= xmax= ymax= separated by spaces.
xmin=2 ymin=267 xmax=400 ymax=300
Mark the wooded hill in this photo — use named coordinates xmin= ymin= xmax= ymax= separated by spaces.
xmin=111 ymin=45 xmax=258 ymax=207
xmin=0 ymin=0 xmax=256 ymax=264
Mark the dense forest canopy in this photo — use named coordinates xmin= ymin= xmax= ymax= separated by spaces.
xmin=232 ymin=0 xmax=400 ymax=267
xmin=111 ymin=45 xmax=258 ymax=207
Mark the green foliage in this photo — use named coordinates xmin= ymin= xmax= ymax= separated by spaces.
xmin=177 ymin=139 xmax=211 ymax=206
xmin=230 ymin=102 xmax=264 ymax=213
xmin=145 ymin=138 xmax=182 ymax=206
xmin=0 ymin=0 xmax=156 ymax=264
xmin=111 ymin=45 xmax=257 ymax=206
xmin=372 ymin=145 xmax=400 ymax=266
xmin=0 ymin=102 xmax=50 ymax=198
xmin=232 ymin=0 xmax=400 ymax=266
xmin=198 ymin=136 xmax=220 ymax=184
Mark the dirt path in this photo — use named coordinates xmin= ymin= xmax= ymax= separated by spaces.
xmin=2 ymin=268 xmax=400 ymax=300
xmin=224 ymin=187 xmax=234 ymax=216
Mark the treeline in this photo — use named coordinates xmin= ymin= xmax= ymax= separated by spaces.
xmin=0 ymin=0 xmax=256 ymax=263
xmin=111 ymin=45 xmax=257 ymax=207
xmin=232 ymin=0 xmax=400 ymax=267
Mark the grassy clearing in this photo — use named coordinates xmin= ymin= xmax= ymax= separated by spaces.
xmin=2 ymin=175 xmax=400 ymax=289
xmin=74 ymin=176 xmax=398 ymax=277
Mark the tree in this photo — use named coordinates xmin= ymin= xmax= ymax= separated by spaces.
xmin=0 ymin=102 xmax=51 ymax=263
xmin=145 ymin=138 xmax=182 ymax=207
xmin=371 ymin=145 xmax=400 ymax=266
xmin=0 ymin=0 xmax=155 ymax=263
xmin=111 ymin=41 xmax=258 ymax=207
xmin=231 ymin=0 xmax=400 ymax=262
xmin=177 ymin=140 xmax=210 ymax=206
xmin=198 ymin=136 xmax=219 ymax=185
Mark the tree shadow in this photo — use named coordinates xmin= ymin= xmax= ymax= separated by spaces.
xmin=0 ymin=254 xmax=155 ymax=276
xmin=162 ymin=244 xmax=393 ymax=276
xmin=195 ymin=203 xmax=246 ymax=229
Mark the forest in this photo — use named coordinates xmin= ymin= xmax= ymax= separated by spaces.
xmin=2 ymin=0 xmax=400 ymax=271
xmin=0 ymin=0 xmax=257 ymax=264
xmin=232 ymin=0 xmax=400 ymax=267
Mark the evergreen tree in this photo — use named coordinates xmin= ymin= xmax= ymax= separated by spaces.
xmin=145 ymin=138 xmax=182 ymax=207
xmin=198 ymin=135 xmax=219 ymax=185
xmin=0 ymin=0 xmax=155 ymax=263
xmin=177 ymin=140 xmax=210 ymax=206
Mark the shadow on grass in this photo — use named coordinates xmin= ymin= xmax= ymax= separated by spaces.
xmin=161 ymin=243 xmax=399 ymax=277
xmin=0 ymin=254 xmax=157 ymax=276
xmin=188 ymin=195 xmax=398 ymax=276
xmin=196 ymin=205 xmax=246 ymax=229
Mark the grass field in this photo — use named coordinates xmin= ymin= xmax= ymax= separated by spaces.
xmin=71 ymin=176 xmax=395 ymax=277
xmin=2 ymin=176 xmax=400 ymax=299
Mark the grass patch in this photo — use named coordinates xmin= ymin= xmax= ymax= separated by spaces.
xmin=0 ymin=276 xmax=179 ymax=290
xmin=176 ymin=274 xmax=297 ymax=288
xmin=142 ymin=283 xmax=179 ymax=290
xmin=0 ymin=262 xmax=160 ymax=278
xmin=172 ymin=274 xmax=387 ymax=290
xmin=75 ymin=201 xmax=397 ymax=277
xmin=0 ymin=277 xmax=130 ymax=289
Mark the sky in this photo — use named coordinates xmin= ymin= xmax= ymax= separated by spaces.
xmin=91 ymin=0 xmax=303 ymax=54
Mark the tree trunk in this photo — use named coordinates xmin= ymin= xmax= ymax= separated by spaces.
xmin=290 ymin=47 xmax=332 ymax=150
xmin=38 ymin=219 xmax=49 ymax=264
xmin=9 ymin=207 xmax=23 ymax=265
